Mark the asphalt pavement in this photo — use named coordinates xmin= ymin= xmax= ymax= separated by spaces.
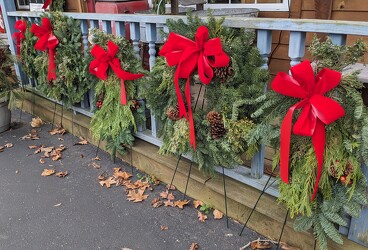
xmin=0 ymin=110 xmax=264 ymax=250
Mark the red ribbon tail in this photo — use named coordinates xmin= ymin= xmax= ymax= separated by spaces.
xmin=174 ymin=71 xmax=186 ymax=118
xmin=311 ymin=120 xmax=325 ymax=200
xmin=120 ymin=79 xmax=127 ymax=105
xmin=47 ymin=48 xmax=57 ymax=81
xmin=279 ymin=107 xmax=296 ymax=183
xmin=184 ymin=79 xmax=196 ymax=150
xmin=42 ymin=0 xmax=51 ymax=9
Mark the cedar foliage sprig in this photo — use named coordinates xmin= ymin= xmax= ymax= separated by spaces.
xmin=140 ymin=13 xmax=268 ymax=173
xmin=248 ymin=36 xmax=368 ymax=249
xmin=88 ymin=28 xmax=146 ymax=159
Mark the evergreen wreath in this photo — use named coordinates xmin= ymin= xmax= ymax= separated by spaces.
xmin=140 ymin=13 xmax=268 ymax=173
xmin=28 ymin=12 xmax=90 ymax=108
xmin=88 ymin=28 xmax=146 ymax=158
xmin=248 ymin=37 xmax=368 ymax=249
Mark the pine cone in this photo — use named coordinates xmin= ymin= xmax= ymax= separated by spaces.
xmin=210 ymin=123 xmax=227 ymax=139
xmin=344 ymin=161 xmax=354 ymax=176
xmin=166 ymin=105 xmax=180 ymax=121
xmin=207 ymin=111 xmax=227 ymax=139
xmin=206 ymin=111 xmax=222 ymax=124
xmin=213 ymin=65 xmax=233 ymax=83
xmin=328 ymin=164 xmax=338 ymax=178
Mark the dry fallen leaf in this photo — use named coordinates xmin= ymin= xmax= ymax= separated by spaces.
xmin=49 ymin=126 xmax=66 ymax=136
xmin=250 ymin=240 xmax=273 ymax=250
xmin=5 ymin=143 xmax=13 ymax=148
xmin=174 ymin=200 xmax=190 ymax=209
xmin=98 ymin=172 xmax=107 ymax=181
xmin=51 ymin=153 xmax=62 ymax=161
xmin=89 ymin=162 xmax=101 ymax=169
xmin=213 ymin=209 xmax=224 ymax=219
xmin=0 ymin=146 xmax=4 ymax=152
xmin=134 ymin=180 xmax=150 ymax=189
xmin=41 ymin=169 xmax=55 ymax=176
xmin=54 ymin=203 xmax=62 ymax=207
xmin=99 ymin=177 xmax=117 ymax=188
xmin=30 ymin=117 xmax=44 ymax=128
xmin=151 ymin=198 xmax=163 ymax=208
xmin=57 ymin=137 xmax=64 ymax=141
xmin=166 ymin=184 xmax=176 ymax=190
xmin=55 ymin=171 xmax=68 ymax=178
xmin=164 ymin=200 xmax=175 ymax=207
xmin=197 ymin=211 xmax=208 ymax=222
xmin=28 ymin=145 xmax=38 ymax=149
xmin=93 ymin=156 xmax=101 ymax=161
xmin=127 ymin=188 xmax=149 ymax=202
xmin=193 ymin=200 xmax=204 ymax=209
xmin=151 ymin=175 xmax=160 ymax=186
xmin=15 ymin=170 xmax=19 ymax=174
xmin=113 ymin=171 xmax=132 ymax=180
xmin=189 ymin=242 xmax=199 ymax=250
xmin=74 ymin=137 xmax=88 ymax=145
xmin=39 ymin=158 xmax=45 ymax=164
xmin=160 ymin=225 xmax=168 ymax=231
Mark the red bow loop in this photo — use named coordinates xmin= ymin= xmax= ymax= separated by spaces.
xmin=30 ymin=17 xmax=59 ymax=81
xmin=89 ymin=40 xmax=144 ymax=105
xmin=159 ymin=26 xmax=230 ymax=150
xmin=12 ymin=20 xmax=27 ymax=57
xmin=271 ymin=60 xmax=344 ymax=200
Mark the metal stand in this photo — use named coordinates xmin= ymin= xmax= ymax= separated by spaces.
xmin=276 ymin=210 xmax=289 ymax=250
xmin=95 ymin=139 xmax=101 ymax=158
xmin=183 ymin=162 xmax=193 ymax=200
xmin=222 ymin=167 xmax=229 ymax=228
xmin=130 ymin=145 xmax=134 ymax=175
xmin=240 ymin=173 xmax=276 ymax=235
xmin=51 ymin=102 xmax=57 ymax=129
xmin=168 ymin=155 xmax=182 ymax=190
xmin=60 ymin=104 xmax=64 ymax=127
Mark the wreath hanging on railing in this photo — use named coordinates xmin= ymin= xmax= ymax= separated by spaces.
xmin=88 ymin=28 xmax=145 ymax=158
xmin=140 ymin=14 xmax=268 ymax=173
xmin=248 ymin=37 xmax=368 ymax=249
xmin=21 ymin=12 xmax=90 ymax=108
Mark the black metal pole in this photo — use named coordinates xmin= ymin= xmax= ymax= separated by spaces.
xmin=240 ymin=174 xmax=275 ymax=236
xmin=276 ymin=209 xmax=289 ymax=250
xmin=222 ymin=167 xmax=229 ymax=228
xmin=95 ymin=139 xmax=101 ymax=158
xmin=169 ymin=155 xmax=182 ymax=190
xmin=130 ymin=145 xmax=134 ymax=175
xmin=51 ymin=102 xmax=57 ymax=129
xmin=183 ymin=162 xmax=193 ymax=200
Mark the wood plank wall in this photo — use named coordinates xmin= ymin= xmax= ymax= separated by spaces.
xmin=258 ymin=0 xmax=368 ymax=77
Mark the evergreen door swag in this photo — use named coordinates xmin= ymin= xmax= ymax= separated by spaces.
xmin=159 ymin=25 xmax=230 ymax=150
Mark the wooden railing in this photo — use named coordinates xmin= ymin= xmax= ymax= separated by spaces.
xmin=1 ymin=1 xmax=368 ymax=246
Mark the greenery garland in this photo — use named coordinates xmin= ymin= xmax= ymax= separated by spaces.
xmin=88 ymin=28 xmax=146 ymax=158
xmin=140 ymin=13 xmax=268 ymax=173
xmin=24 ymin=12 xmax=90 ymax=108
xmin=248 ymin=37 xmax=368 ymax=249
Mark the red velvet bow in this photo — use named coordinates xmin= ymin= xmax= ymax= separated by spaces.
xmin=42 ymin=0 xmax=52 ymax=9
xmin=12 ymin=19 xmax=27 ymax=57
xmin=159 ymin=26 xmax=230 ymax=150
xmin=89 ymin=40 xmax=144 ymax=105
xmin=30 ymin=17 xmax=59 ymax=81
xmin=271 ymin=60 xmax=344 ymax=200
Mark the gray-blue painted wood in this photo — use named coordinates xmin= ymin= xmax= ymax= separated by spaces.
xmin=90 ymin=20 xmax=99 ymax=29
xmin=251 ymin=144 xmax=265 ymax=179
xmin=101 ymin=20 xmax=112 ymax=34
xmin=145 ymin=23 xmax=157 ymax=71
xmin=115 ymin=21 xmax=126 ymax=38
xmin=129 ymin=22 xmax=140 ymax=59
xmin=80 ymin=20 xmax=89 ymax=55
xmin=288 ymin=31 xmax=306 ymax=67
xmin=256 ymin=29 xmax=272 ymax=70
xmin=328 ymin=33 xmax=347 ymax=46
xmin=347 ymin=164 xmax=368 ymax=247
